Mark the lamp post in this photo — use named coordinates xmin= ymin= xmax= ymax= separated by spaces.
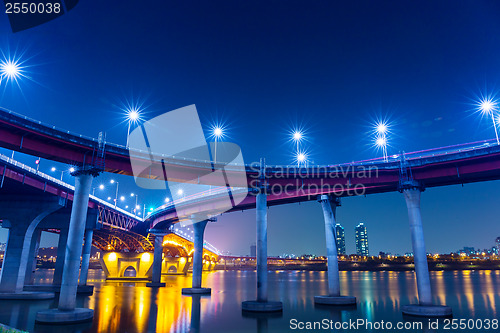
xmin=52 ymin=167 xmax=75 ymax=181
xmin=211 ymin=126 xmax=224 ymax=165
xmin=375 ymin=122 xmax=389 ymax=162
xmin=0 ymin=57 xmax=23 ymax=84
xmin=130 ymin=193 xmax=139 ymax=216
xmin=92 ymin=184 xmax=105 ymax=196
xmin=292 ymin=131 xmax=303 ymax=167
xmin=110 ymin=179 xmax=119 ymax=208
xmin=296 ymin=152 xmax=307 ymax=167
xmin=479 ymin=98 xmax=500 ymax=145
xmin=126 ymin=109 xmax=140 ymax=148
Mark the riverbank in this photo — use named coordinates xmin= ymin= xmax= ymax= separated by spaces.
xmin=215 ymin=260 xmax=500 ymax=271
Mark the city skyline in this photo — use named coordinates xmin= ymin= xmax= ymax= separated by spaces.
xmin=1 ymin=1 xmax=500 ymax=256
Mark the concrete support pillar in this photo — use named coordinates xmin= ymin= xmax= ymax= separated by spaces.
xmin=255 ymin=190 xmax=268 ymax=302
xmin=182 ymin=220 xmax=211 ymax=294
xmin=242 ymin=158 xmax=282 ymax=312
xmin=321 ymin=196 xmax=340 ymax=297
xmin=24 ymin=229 xmax=42 ymax=285
xmin=53 ymin=228 xmax=69 ymax=286
xmin=404 ymin=189 xmax=432 ymax=305
xmin=314 ymin=195 xmax=355 ymax=305
xmin=147 ymin=234 xmax=166 ymax=287
xmin=58 ymin=173 xmax=93 ymax=310
xmin=0 ymin=195 xmax=63 ymax=300
xmin=401 ymin=185 xmax=452 ymax=317
xmin=192 ymin=220 xmax=207 ymax=288
xmin=79 ymin=228 xmax=93 ymax=286
xmin=36 ymin=171 xmax=95 ymax=323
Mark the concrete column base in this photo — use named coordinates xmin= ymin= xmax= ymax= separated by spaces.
xmin=146 ymin=282 xmax=166 ymax=288
xmin=402 ymin=304 xmax=452 ymax=317
xmin=0 ymin=291 xmax=54 ymax=300
xmin=242 ymin=300 xmax=283 ymax=312
xmin=314 ymin=295 xmax=356 ymax=305
xmin=24 ymin=285 xmax=94 ymax=295
xmin=36 ymin=308 xmax=94 ymax=324
xmin=182 ymin=287 xmax=211 ymax=295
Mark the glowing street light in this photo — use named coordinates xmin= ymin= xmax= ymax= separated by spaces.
xmin=293 ymin=131 xmax=302 ymax=142
xmin=0 ymin=57 xmax=24 ymax=85
xmin=478 ymin=97 xmax=500 ymax=145
xmin=110 ymin=179 xmax=119 ymax=208
xmin=51 ymin=167 xmax=75 ymax=180
xmin=213 ymin=127 xmax=223 ymax=138
xmin=295 ymin=151 xmax=308 ymax=167
xmin=130 ymin=193 xmax=139 ymax=216
xmin=373 ymin=121 xmax=390 ymax=162
xmin=376 ymin=123 xmax=387 ymax=135
xmin=1 ymin=61 xmax=19 ymax=79
xmin=209 ymin=124 xmax=226 ymax=165
xmin=375 ymin=136 xmax=388 ymax=162
xmin=92 ymin=184 xmax=105 ymax=196
xmin=126 ymin=108 xmax=141 ymax=148
xmin=292 ymin=130 xmax=303 ymax=152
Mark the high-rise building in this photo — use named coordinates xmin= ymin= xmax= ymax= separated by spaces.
xmin=355 ymin=223 xmax=369 ymax=256
xmin=496 ymin=237 xmax=500 ymax=254
xmin=335 ymin=223 xmax=346 ymax=255
xmin=250 ymin=244 xmax=256 ymax=257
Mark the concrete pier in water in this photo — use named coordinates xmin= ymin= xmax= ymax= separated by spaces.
xmin=182 ymin=220 xmax=212 ymax=294
xmin=401 ymin=184 xmax=452 ymax=317
xmin=36 ymin=171 xmax=96 ymax=324
xmin=314 ymin=195 xmax=356 ymax=305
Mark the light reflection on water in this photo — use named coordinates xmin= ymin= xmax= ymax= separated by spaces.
xmin=0 ymin=269 xmax=498 ymax=332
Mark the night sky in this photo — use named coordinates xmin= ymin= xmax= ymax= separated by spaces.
xmin=1 ymin=1 xmax=500 ymax=256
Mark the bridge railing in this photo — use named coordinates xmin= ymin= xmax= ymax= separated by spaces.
xmin=0 ymin=153 xmax=141 ymax=221
xmin=3 ymin=107 xmax=499 ymax=173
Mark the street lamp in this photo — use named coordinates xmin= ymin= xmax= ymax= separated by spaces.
xmin=0 ymin=57 xmax=23 ymax=84
xmin=92 ymin=184 xmax=105 ymax=196
xmin=291 ymin=129 xmax=305 ymax=166
xmin=375 ymin=136 xmax=388 ymax=162
xmin=375 ymin=121 xmax=389 ymax=162
xmin=292 ymin=130 xmax=303 ymax=152
xmin=478 ymin=97 xmax=500 ymax=145
xmin=210 ymin=125 xmax=225 ymax=165
xmin=126 ymin=108 xmax=141 ymax=148
xmin=52 ymin=167 xmax=75 ymax=180
xmin=296 ymin=151 xmax=307 ymax=167
xmin=130 ymin=193 xmax=139 ymax=216
xmin=110 ymin=179 xmax=119 ymax=208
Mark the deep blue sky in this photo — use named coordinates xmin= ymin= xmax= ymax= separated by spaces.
xmin=1 ymin=1 xmax=500 ymax=255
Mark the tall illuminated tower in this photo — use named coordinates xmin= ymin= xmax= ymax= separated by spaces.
xmin=355 ymin=223 xmax=369 ymax=256
xmin=335 ymin=223 xmax=346 ymax=255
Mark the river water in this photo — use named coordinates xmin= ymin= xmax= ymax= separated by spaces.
xmin=0 ymin=269 xmax=499 ymax=332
